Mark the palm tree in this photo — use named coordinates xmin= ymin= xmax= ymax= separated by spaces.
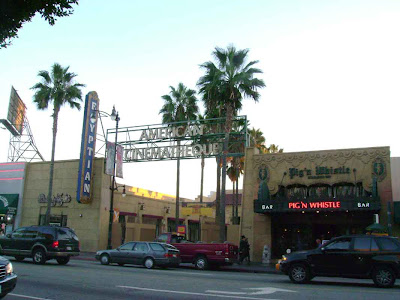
xmin=249 ymin=127 xmax=267 ymax=153
xmin=267 ymin=144 xmax=284 ymax=153
xmin=31 ymin=63 xmax=85 ymax=225
xmin=198 ymin=45 xmax=265 ymax=242
xmin=159 ymin=83 xmax=199 ymax=230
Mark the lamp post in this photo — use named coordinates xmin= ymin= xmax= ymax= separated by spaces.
xmin=107 ymin=105 xmax=120 ymax=249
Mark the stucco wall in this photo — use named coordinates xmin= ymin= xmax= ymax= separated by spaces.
xmin=21 ymin=158 xmax=108 ymax=252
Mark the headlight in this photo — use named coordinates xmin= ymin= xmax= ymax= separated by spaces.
xmin=282 ymin=255 xmax=287 ymax=261
xmin=6 ymin=262 xmax=13 ymax=274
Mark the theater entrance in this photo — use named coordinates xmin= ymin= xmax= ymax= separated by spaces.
xmin=271 ymin=211 xmax=374 ymax=258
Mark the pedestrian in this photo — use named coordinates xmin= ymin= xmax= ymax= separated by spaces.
xmin=239 ymin=235 xmax=250 ymax=265
xmin=315 ymin=238 xmax=321 ymax=247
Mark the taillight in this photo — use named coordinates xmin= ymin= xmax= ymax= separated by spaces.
xmin=164 ymin=253 xmax=172 ymax=258
xmin=52 ymin=241 xmax=59 ymax=248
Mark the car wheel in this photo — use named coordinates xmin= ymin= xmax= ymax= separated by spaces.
xmin=372 ymin=266 xmax=396 ymax=288
xmin=288 ymin=264 xmax=310 ymax=284
xmin=194 ymin=256 xmax=208 ymax=270
xmin=118 ymin=263 xmax=125 ymax=266
xmin=144 ymin=257 xmax=154 ymax=269
xmin=33 ymin=248 xmax=46 ymax=265
xmin=100 ymin=254 xmax=110 ymax=265
xmin=56 ymin=257 xmax=70 ymax=265
xmin=14 ymin=256 xmax=25 ymax=262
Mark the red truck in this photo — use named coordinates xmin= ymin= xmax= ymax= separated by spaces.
xmin=155 ymin=232 xmax=238 ymax=270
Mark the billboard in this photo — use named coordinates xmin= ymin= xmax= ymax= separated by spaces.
xmin=1 ymin=87 xmax=26 ymax=136
xmin=76 ymin=92 xmax=99 ymax=204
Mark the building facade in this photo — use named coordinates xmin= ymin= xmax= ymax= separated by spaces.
xmin=17 ymin=158 xmax=225 ymax=251
xmin=241 ymin=146 xmax=398 ymax=262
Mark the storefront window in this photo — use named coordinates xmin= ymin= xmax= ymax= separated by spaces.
xmin=39 ymin=214 xmax=67 ymax=226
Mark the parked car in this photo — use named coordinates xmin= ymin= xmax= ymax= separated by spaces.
xmin=0 ymin=256 xmax=17 ymax=298
xmin=277 ymin=234 xmax=400 ymax=288
xmin=0 ymin=225 xmax=80 ymax=265
xmin=155 ymin=232 xmax=238 ymax=270
xmin=95 ymin=241 xmax=180 ymax=269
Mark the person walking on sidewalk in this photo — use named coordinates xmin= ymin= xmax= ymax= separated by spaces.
xmin=239 ymin=235 xmax=250 ymax=265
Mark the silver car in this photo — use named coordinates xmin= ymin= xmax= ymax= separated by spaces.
xmin=95 ymin=242 xmax=180 ymax=269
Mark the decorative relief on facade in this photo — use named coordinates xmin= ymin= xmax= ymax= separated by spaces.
xmin=251 ymin=147 xmax=390 ymax=196
xmin=372 ymin=157 xmax=387 ymax=182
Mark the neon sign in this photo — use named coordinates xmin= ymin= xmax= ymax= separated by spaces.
xmin=288 ymin=201 xmax=341 ymax=209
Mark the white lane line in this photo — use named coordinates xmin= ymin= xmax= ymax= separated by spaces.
xmin=206 ymin=290 xmax=247 ymax=295
xmin=117 ymin=286 xmax=280 ymax=300
xmin=151 ymin=270 xmax=212 ymax=276
xmin=9 ymin=294 xmax=54 ymax=300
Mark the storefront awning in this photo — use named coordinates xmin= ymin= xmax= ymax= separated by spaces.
xmin=254 ymin=196 xmax=381 ymax=214
xmin=0 ymin=194 xmax=19 ymax=215
xmin=142 ymin=214 xmax=162 ymax=219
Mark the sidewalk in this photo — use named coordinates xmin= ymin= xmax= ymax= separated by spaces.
xmin=72 ymin=252 xmax=280 ymax=274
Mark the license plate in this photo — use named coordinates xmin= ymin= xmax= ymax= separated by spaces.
xmin=173 ymin=254 xmax=177 ymax=258
xmin=67 ymin=246 xmax=72 ymax=250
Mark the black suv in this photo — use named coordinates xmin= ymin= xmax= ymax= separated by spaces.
xmin=277 ymin=235 xmax=400 ymax=288
xmin=0 ymin=226 xmax=80 ymax=265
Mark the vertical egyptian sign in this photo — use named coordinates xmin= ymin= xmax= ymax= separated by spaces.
xmin=76 ymin=92 xmax=99 ymax=203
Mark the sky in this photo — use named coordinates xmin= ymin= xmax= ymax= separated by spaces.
xmin=1 ymin=0 xmax=399 ymax=200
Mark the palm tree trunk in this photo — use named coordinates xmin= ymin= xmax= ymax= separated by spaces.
xmin=235 ymin=173 xmax=239 ymax=224
xmin=219 ymin=132 xmax=228 ymax=242
xmin=220 ymin=101 xmax=233 ymax=242
xmin=175 ymin=140 xmax=181 ymax=231
xmin=45 ymin=106 xmax=59 ymax=225
xmin=232 ymin=179 xmax=235 ymax=224
xmin=215 ymin=156 xmax=221 ymax=220
xmin=200 ymin=153 xmax=204 ymax=203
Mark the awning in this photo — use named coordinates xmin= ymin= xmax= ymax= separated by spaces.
xmin=168 ymin=217 xmax=185 ymax=221
xmin=142 ymin=214 xmax=163 ymax=219
xmin=0 ymin=194 xmax=19 ymax=215
xmin=254 ymin=196 xmax=381 ymax=214
xmin=120 ymin=212 xmax=137 ymax=216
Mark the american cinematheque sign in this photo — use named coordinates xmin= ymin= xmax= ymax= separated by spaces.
xmin=106 ymin=116 xmax=247 ymax=162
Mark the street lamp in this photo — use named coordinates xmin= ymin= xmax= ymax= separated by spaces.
xmin=107 ymin=105 xmax=120 ymax=249
xmin=92 ymin=105 xmax=120 ymax=250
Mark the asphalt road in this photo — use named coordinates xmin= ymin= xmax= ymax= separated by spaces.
xmin=3 ymin=257 xmax=400 ymax=300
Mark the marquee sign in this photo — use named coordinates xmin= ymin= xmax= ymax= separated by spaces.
xmin=76 ymin=92 xmax=99 ymax=203
xmin=254 ymin=196 xmax=381 ymax=213
xmin=106 ymin=116 xmax=247 ymax=162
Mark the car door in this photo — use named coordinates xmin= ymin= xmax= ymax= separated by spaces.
xmin=112 ymin=242 xmax=135 ymax=263
xmin=346 ymin=237 xmax=375 ymax=276
xmin=19 ymin=227 xmax=38 ymax=256
xmin=1 ymin=227 xmax=26 ymax=255
xmin=309 ymin=237 xmax=352 ymax=276
xmin=131 ymin=242 xmax=149 ymax=265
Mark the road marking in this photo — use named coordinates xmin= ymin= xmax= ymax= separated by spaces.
xmin=206 ymin=291 xmax=247 ymax=295
xmin=150 ymin=270 xmax=212 ymax=276
xmin=244 ymin=287 xmax=297 ymax=295
xmin=206 ymin=287 xmax=297 ymax=296
xmin=9 ymin=294 xmax=54 ymax=300
xmin=118 ymin=286 xmax=280 ymax=300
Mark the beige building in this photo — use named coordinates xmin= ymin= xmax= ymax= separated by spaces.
xmin=19 ymin=158 xmax=229 ymax=251
xmin=240 ymin=146 xmax=399 ymax=262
